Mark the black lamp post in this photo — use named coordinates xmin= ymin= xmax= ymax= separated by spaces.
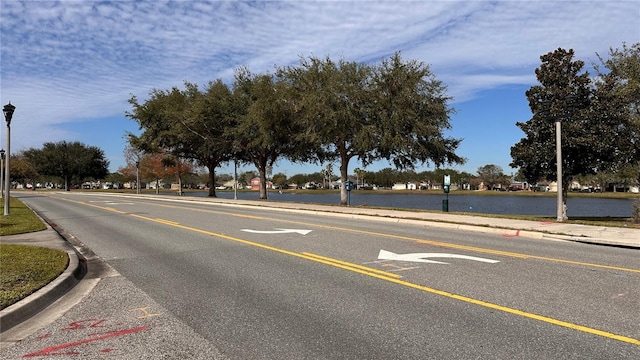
xmin=3 ymin=102 xmax=15 ymax=216
xmin=0 ymin=149 xmax=5 ymax=200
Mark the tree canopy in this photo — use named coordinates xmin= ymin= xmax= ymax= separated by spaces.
xmin=511 ymin=44 xmax=640 ymax=220
xmin=594 ymin=42 xmax=640 ymax=178
xmin=127 ymin=80 xmax=236 ymax=196
xmin=232 ymin=68 xmax=306 ymax=199
xmin=23 ymin=141 xmax=109 ymax=190
xmin=476 ymin=164 xmax=507 ymax=190
xmin=280 ymin=52 xmax=464 ymax=204
xmin=126 ymin=52 xmax=464 ymax=204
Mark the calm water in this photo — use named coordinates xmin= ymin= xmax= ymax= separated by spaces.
xmin=189 ymin=191 xmax=637 ymax=217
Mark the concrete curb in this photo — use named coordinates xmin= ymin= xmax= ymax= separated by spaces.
xmin=0 ymin=203 xmax=87 ymax=334
xmin=0 ymin=248 xmax=84 ymax=333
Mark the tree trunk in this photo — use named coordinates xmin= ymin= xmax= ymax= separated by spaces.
xmin=207 ymin=165 xmax=216 ymax=197
xmin=259 ymin=166 xmax=267 ymax=200
xmin=339 ymin=153 xmax=349 ymax=206
xmin=561 ymin=178 xmax=569 ymax=221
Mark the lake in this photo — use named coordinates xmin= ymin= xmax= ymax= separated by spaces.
xmin=188 ymin=191 xmax=638 ymax=217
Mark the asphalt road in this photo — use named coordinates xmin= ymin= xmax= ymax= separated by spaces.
xmin=5 ymin=192 xmax=640 ymax=359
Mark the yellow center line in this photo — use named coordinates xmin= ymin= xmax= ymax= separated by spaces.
xmin=55 ymin=195 xmax=640 ymax=274
xmin=154 ymin=218 xmax=180 ymax=225
xmin=302 ymin=252 xmax=402 ymax=279
xmin=124 ymin=209 xmax=640 ymax=346
xmin=50 ymin=195 xmax=640 ymax=346
xmin=381 ymin=275 xmax=640 ymax=346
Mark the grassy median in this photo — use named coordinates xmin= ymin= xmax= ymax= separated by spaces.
xmin=0 ymin=244 xmax=68 ymax=309
xmin=0 ymin=197 xmax=68 ymax=309
xmin=0 ymin=197 xmax=47 ymax=236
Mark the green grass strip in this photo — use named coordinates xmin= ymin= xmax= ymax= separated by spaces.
xmin=0 ymin=244 xmax=69 ymax=310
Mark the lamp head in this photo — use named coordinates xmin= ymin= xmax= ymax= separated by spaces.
xmin=3 ymin=102 xmax=16 ymax=126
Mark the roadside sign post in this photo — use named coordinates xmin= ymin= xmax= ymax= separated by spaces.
xmin=345 ymin=180 xmax=354 ymax=206
xmin=442 ymin=175 xmax=450 ymax=212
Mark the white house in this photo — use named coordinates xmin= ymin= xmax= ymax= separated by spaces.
xmin=392 ymin=182 xmax=417 ymax=190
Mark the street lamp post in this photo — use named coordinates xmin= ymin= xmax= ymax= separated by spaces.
xmin=0 ymin=149 xmax=5 ymax=199
xmin=3 ymin=102 xmax=15 ymax=216
xmin=555 ymin=120 xmax=565 ymax=222
xmin=541 ymin=98 xmax=569 ymax=222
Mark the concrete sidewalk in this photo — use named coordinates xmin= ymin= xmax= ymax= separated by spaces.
xmin=180 ymin=195 xmax=640 ymax=249
xmin=1 ymin=195 xmax=638 ymax=336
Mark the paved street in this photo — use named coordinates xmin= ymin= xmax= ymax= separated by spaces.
xmin=1 ymin=191 xmax=638 ymax=359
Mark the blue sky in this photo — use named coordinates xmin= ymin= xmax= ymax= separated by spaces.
xmin=1 ymin=1 xmax=637 ymax=178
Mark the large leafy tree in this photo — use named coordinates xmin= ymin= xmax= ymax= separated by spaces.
xmin=127 ymin=80 xmax=236 ymax=197
xmin=23 ymin=141 xmax=109 ymax=190
xmin=118 ymin=144 xmax=143 ymax=188
xmin=232 ymin=68 xmax=305 ymax=199
xmin=282 ymin=52 xmax=464 ymax=205
xmin=8 ymin=152 xmax=39 ymax=186
xmin=477 ymin=164 xmax=506 ymax=190
xmin=280 ymin=56 xmax=375 ymax=203
xmin=511 ymin=48 xmax=596 ymax=220
xmin=137 ymin=152 xmax=184 ymax=194
xmin=371 ymin=53 xmax=464 ymax=170
xmin=594 ymin=42 xmax=640 ymax=184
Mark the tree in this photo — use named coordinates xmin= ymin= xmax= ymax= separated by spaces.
xmin=8 ymin=152 xmax=38 ymax=187
xmin=477 ymin=164 xmax=505 ymax=190
xmin=456 ymin=171 xmax=475 ymax=190
xmin=306 ymin=172 xmax=325 ymax=185
xmin=288 ymin=173 xmax=308 ymax=188
xmin=353 ymin=167 xmax=365 ymax=188
xmin=232 ymin=68 xmax=304 ymax=199
xmin=162 ymin=155 xmax=193 ymax=195
xmin=127 ymin=80 xmax=236 ymax=197
xmin=594 ymin=42 xmax=640 ymax=184
xmin=595 ymin=42 xmax=640 ymax=122
xmin=510 ymin=48 xmax=592 ymax=220
xmin=23 ymin=141 xmax=109 ymax=190
xmin=370 ymin=168 xmax=401 ymax=189
xmin=271 ymin=173 xmax=287 ymax=189
xmin=137 ymin=152 xmax=176 ymax=194
xmin=118 ymin=144 xmax=145 ymax=190
xmin=282 ymin=52 xmax=464 ymax=205
xmin=105 ymin=172 xmax=125 ymax=187
xmin=323 ymin=163 xmax=334 ymax=189
xmin=372 ymin=53 xmax=464 ymax=170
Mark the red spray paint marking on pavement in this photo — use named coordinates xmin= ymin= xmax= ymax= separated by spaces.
xmin=22 ymin=325 xmax=149 ymax=358
xmin=62 ymin=319 xmax=109 ymax=331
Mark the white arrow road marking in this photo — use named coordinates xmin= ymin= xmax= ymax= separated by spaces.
xmin=241 ymin=228 xmax=313 ymax=235
xmin=378 ymin=249 xmax=499 ymax=264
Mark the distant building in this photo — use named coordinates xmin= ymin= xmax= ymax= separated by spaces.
xmin=392 ymin=182 xmax=417 ymax=190
xmin=508 ymin=181 xmax=529 ymax=191
xmin=250 ymin=177 xmax=273 ymax=190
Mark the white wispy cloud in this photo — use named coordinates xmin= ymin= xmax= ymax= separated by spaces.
xmin=1 ymin=0 xmax=637 ymax=166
